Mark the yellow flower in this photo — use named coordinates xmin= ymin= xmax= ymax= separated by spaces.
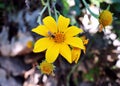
xmin=39 ymin=60 xmax=55 ymax=75
xmin=99 ymin=10 xmax=113 ymax=32
xmin=26 ymin=40 xmax=33 ymax=48
xmin=32 ymin=15 xmax=85 ymax=63
xmin=72 ymin=36 xmax=88 ymax=63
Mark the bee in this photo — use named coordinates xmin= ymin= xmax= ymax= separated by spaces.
xmin=48 ymin=31 xmax=55 ymax=38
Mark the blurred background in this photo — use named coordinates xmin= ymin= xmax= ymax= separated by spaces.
xmin=0 ymin=0 xmax=120 ymax=86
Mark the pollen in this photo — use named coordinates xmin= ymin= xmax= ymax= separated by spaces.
xmin=54 ymin=32 xmax=65 ymax=43
xmin=39 ymin=60 xmax=55 ymax=75
xmin=99 ymin=10 xmax=113 ymax=27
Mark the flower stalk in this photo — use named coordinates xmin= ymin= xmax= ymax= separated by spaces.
xmin=82 ymin=0 xmax=99 ymax=19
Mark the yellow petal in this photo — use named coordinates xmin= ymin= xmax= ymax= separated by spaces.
xmin=65 ymin=26 xmax=83 ymax=37
xmin=83 ymin=47 xmax=86 ymax=54
xmin=65 ymin=37 xmax=85 ymax=49
xmin=71 ymin=47 xmax=81 ymax=63
xmin=46 ymin=44 xmax=59 ymax=63
xmin=75 ymin=50 xmax=81 ymax=63
xmin=58 ymin=15 xmax=70 ymax=32
xmin=43 ymin=16 xmax=57 ymax=33
xmin=72 ymin=48 xmax=77 ymax=61
xmin=32 ymin=25 xmax=48 ymax=36
xmin=75 ymin=49 xmax=81 ymax=63
xmin=33 ymin=38 xmax=54 ymax=53
xmin=59 ymin=43 xmax=72 ymax=63
xmin=84 ymin=39 xmax=89 ymax=45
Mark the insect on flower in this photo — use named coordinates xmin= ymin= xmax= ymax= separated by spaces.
xmin=48 ymin=31 xmax=55 ymax=38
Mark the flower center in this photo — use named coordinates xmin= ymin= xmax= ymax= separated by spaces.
xmin=42 ymin=65 xmax=52 ymax=74
xmin=54 ymin=32 xmax=65 ymax=43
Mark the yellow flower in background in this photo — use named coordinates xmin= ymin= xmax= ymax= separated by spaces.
xmin=39 ymin=60 xmax=55 ymax=75
xmin=26 ymin=40 xmax=33 ymax=48
xmin=72 ymin=36 xmax=88 ymax=63
xmin=99 ymin=10 xmax=113 ymax=26
xmin=99 ymin=10 xmax=113 ymax=32
xmin=32 ymin=15 xmax=85 ymax=63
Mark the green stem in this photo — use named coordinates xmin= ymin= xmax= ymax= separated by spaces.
xmin=47 ymin=0 xmax=51 ymax=16
xmin=41 ymin=0 xmax=46 ymax=5
xmin=66 ymin=61 xmax=81 ymax=86
xmin=82 ymin=0 xmax=99 ymax=19
xmin=106 ymin=5 xmax=110 ymax=10
xmin=37 ymin=3 xmax=48 ymax=24
xmin=56 ymin=10 xmax=60 ymax=15
xmin=54 ymin=4 xmax=58 ymax=21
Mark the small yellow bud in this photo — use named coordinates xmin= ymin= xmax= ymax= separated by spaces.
xmin=99 ymin=10 xmax=113 ymax=27
xmin=39 ymin=60 xmax=55 ymax=75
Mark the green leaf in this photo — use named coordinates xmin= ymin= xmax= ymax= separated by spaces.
xmin=61 ymin=0 xmax=69 ymax=16
xmin=105 ymin=0 xmax=120 ymax=4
